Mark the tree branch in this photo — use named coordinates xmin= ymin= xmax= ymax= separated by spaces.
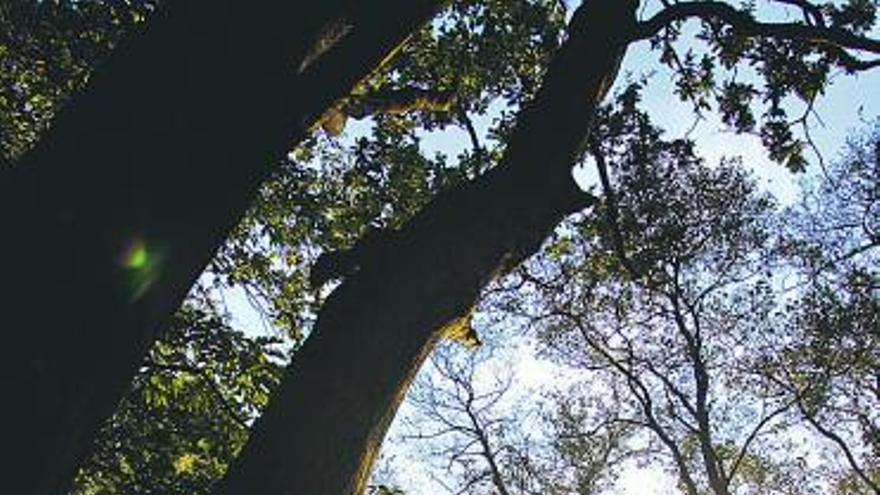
xmin=635 ymin=1 xmax=880 ymax=70
xmin=456 ymin=105 xmax=487 ymax=164
xmin=725 ymin=399 xmax=795 ymax=488
xmin=799 ymin=402 xmax=880 ymax=494
xmin=641 ymin=356 xmax=698 ymax=422
xmin=666 ymin=282 xmax=729 ymax=495
xmin=588 ymin=139 xmax=643 ymax=280
xmin=215 ymin=2 xmax=638 ymax=492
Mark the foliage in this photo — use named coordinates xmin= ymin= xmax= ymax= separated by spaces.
xmin=0 ymin=0 xmax=157 ymax=165
xmin=650 ymin=0 xmax=879 ymax=171
xmin=759 ymin=121 xmax=879 ymax=494
xmin=6 ymin=0 xmax=571 ymax=491
xmin=72 ymin=303 xmax=284 ymax=495
xmin=209 ymin=0 xmax=569 ymax=344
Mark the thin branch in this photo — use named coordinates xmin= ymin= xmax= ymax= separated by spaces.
xmin=642 ymin=403 xmax=703 ymax=495
xmin=767 ymin=371 xmax=880 ymax=494
xmin=725 ymin=399 xmax=796 ymax=487
xmin=563 ymin=310 xmax=701 ymax=495
xmin=642 ymin=356 xmax=699 ymax=421
xmin=588 ymin=138 xmax=643 ymax=280
xmin=667 ymin=276 xmax=729 ymax=495
xmin=456 ymin=105 xmax=486 ymax=163
xmin=799 ymin=403 xmax=880 ymax=494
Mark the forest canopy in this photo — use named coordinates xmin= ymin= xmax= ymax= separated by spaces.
xmin=1 ymin=0 xmax=877 ymax=494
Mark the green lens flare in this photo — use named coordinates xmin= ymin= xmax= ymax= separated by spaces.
xmin=120 ymin=237 xmax=164 ymax=301
xmin=125 ymin=242 xmax=149 ymax=269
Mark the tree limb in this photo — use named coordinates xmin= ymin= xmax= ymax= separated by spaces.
xmin=799 ymin=402 xmax=880 ymax=494
xmin=635 ymin=1 xmax=880 ymax=70
xmin=725 ymin=398 xmax=795 ymax=488
xmin=770 ymin=0 xmax=825 ymax=27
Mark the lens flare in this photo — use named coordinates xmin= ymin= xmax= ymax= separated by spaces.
xmin=119 ymin=236 xmax=163 ymax=301
xmin=124 ymin=240 xmax=149 ymax=269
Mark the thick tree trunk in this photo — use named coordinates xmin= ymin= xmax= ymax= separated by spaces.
xmin=214 ymin=1 xmax=639 ymax=494
xmin=0 ymin=1 xmax=443 ymax=493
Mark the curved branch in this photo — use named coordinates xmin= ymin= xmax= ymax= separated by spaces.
xmin=456 ymin=105 xmax=487 ymax=164
xmin=635 ymin=1 xmax=880 ymax=69
xmin=725 ymin=399 xmax=796 ymax=488
xmin=799 ymin=403 xmax=880 ymax=494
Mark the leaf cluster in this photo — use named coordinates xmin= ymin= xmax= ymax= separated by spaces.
xmin=649 ymin=0 xmax=879 ymax=171
xmin=0 ymin=0 xmax=157 ymax=164
xmin=73 ymin=304 xmax=284 ymax=495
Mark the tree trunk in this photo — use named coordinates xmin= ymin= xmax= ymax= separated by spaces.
xmin=214 ymin=1 xmax=638 ymax=494
xmin=0 ymin=1 xmax=443 ymax=493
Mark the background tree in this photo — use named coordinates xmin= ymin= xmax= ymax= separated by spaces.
xmin=370 ymin=113 xmax=876 ymax=495
xmin=496 ymin=101 xmax=877 ymax=494
xmin=394 ymin=340 xmax=628 ymax=495
xmin=761 ymin=120 xmax=879 ymax=493
xmin=404 ymin=345 xmax=531 ymax=495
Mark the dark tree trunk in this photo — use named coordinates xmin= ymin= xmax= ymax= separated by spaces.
xmin=214 ymin=2 xmax=639 ymax=494
xmin=0 ymin=1 xmax=444 ymax=493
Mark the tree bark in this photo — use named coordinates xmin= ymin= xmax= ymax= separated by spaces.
xmin=0 ymin=1 xmax=444 ymax=493
xmin=213 ymin=1 xmax=639 ymax=494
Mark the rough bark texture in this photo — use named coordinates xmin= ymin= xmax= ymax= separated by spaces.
xmin=214 ymin=1 xmax=639 ymax=494
xmin=0 ymin=1 xmax=444 ymax=493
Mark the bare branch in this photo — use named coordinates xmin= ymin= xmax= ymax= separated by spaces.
xmin=725 ymin=399 xmax=796 ymax=487
xmin=799 ymin=403 xmax=880 ymax=494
